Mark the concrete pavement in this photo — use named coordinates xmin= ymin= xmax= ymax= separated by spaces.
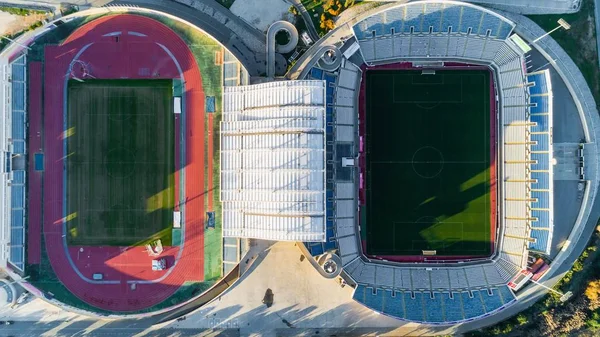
xmin=468 ymin=0 xmax=581 ymax=14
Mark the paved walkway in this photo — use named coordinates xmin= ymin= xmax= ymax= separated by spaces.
xmin=467 ymin=0 xmax=581 ymax=14
xmin=175 ymin=242 xmax=452 ymax=337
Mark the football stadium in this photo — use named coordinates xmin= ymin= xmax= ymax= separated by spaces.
xmin=0 ymin=0 xmax=598 ymax=330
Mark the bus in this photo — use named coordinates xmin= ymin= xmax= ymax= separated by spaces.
xmin=508 ymin=269 xmax=533 ymax=291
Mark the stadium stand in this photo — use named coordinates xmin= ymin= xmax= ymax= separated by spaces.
xmin=303 ymin=60 xmax=362 ymax=260
xmin=353 ymin=284 xmax=516 ymax=324
xmin=352 ymin=2 xmax=515 ymax=64
xmin=527 ymin=70 xmax=554 ymax=255
xmin=295 ymin=0 xmax=539 ymax=324
xmin=334 ymin=35 xmax=528 ymax=313
xmin=6 ymin=54 xmax=27 ymax=271
xmin=221 ymin=81 xmax=327 ymax=242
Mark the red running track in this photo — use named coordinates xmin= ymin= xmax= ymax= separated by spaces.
xmin=358 ymin=61 xmax=498 ymax=263
xmin=43 ymin=14 xmax=205 ymax=311
xmin=27 ymin=62 xmax=43 ymax=265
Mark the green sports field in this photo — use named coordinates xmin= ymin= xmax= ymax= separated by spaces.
xmin=365 ymin=69 xmax=492 ymax=256
xmin=65 ymin=79 xmax=175 ymax=246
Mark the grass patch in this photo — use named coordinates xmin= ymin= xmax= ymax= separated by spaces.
xmin=0 ymin=6 xmax=47 ymax=16
xmin=527 ymin=0 xmax=600 ymax=103
xmin=365 ymin=70 xmax=491 ymax=256
xmin=66 ymin=79 xmax=175 ymax=246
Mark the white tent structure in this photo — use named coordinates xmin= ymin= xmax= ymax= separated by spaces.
xmin=221 ymin=81 xmax=327 ymax=242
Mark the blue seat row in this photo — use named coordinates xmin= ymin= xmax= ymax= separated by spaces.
xmin=353 ymin=285 xmax=516 ymax=323
xmin=529 ymin=229 xmax=550 ymax=252
xmin=528 ymin=70 xmax=553 ymax=254
xmin=352 ymin=2 xmax=515 ymax=40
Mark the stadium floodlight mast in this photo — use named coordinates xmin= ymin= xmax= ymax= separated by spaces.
xmin=529 ymin=278 xmax=573 ymax=302
xmin=533 ymin=18 xmax=571 ymax=43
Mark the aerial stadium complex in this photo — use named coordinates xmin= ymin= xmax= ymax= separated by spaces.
xmin=0 ymin=0 xmax=598 ymax=330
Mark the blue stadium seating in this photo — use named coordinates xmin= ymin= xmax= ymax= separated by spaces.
xmin=461 ymin=291 xmax=485 ymax=318
xmin=460 ymin=6 xmax=483 ymax=34
xmin=364 ymin=288 xmax=385 ymax=311
xmin=13 ymin=171 xmax=25 ymax=184
xmin=12 ymin=141 xmax=25 ymax=154
xmin=352 ymin=3 xmax=515 ymax=40
xmin=481 ymin=289 xmax=503 ymax=312
xmin=10 ymin=247 xmax=23 ymax=268
xmin=532 ymin=209 xmax=550 ymax=227
xmin=531 ymin=171 xmax=550 ymax=190
xmin=353 ymin=286 xmax=516 ymax=323
xmin=530 ymin=229 xmax=550 ymax=252
xmin=531 ymin=133 xmax=550 ymax=152
xmin=403 ymin=292 xmax=424 ymax=321
xmin=11 ymin=186 xmax=24 ymax=208
xmin=498 ymin=286 xmax=516 ymax=304
xmin=9 ymin=56 xmax=27 ymax=272
xmin=12 ymin=111 xmax=25 ymax=139
xmin=528 ymin=74 xmax=547 ymax=94
xmin=480 ymin=13 xmax=501 ymax=37
xmin=530 ymin=114 xmax=549 ymax=133
xmin=424 ymin=293 xmax=444 ymax=322
xmin=423 ymin=3 xmax=443 ymax=33
xmin=531 ymin=190 xmax=550 ymax=209
xmin=11 ymin=63 xmax=25 ymax=82
xmin=310 ymin=67 xmax=324 ymax=80
xmin=353 ymin=284 xmax=367 ymax=303
xmin=404 ymin=5 xmax=423 ymax=33
xmin=531 ymin=153 xmax=549 ymax=171
xmin=441 ymin=5 xmax=461 ymax=33
xmin=530 ymin=95 xmax=550 ymax=114
xmin=444 ymin=292 xmax=464 ymax=322
xmin=383 ymin=290 xmax=405 ymax=318
xmin=527 ymin=71 xmax=553 ymax=254
xmin=384 ymin=8 xmax=404 ymax=34
xmin=498 ymin=21 xmax=514 ymax=39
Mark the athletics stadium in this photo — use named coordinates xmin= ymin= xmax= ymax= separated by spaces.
xmin=0 ymin=0 xmax=598 ymax=329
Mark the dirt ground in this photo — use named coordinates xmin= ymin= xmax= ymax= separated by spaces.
xmin=0 ymin=11 xmax=49 ymax=36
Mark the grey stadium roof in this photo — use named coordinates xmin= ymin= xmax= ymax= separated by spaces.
xmin=221 ymin=81 xmax=327 ymax=242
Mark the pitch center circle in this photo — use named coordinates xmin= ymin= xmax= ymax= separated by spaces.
xmin=106 ymin=147 xmax=136 ymax=179
xmin=411 ymin=146 xmax=444 ymax=179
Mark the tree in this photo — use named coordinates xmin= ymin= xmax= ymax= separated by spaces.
xmin=585 ymin=280 xmax=600 ymax=310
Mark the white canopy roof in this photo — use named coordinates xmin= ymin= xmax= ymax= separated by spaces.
xmin=221 ymin=80 xmax=327 ymax=242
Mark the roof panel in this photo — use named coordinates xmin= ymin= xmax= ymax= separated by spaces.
xmin=221 ymin=81 xmax=326 ymax=242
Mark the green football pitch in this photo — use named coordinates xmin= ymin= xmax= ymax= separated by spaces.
xmin=65 ymin=79 xmax=175 ymax=246
xmin=365 ymin=69 xmax=492 ymax=256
